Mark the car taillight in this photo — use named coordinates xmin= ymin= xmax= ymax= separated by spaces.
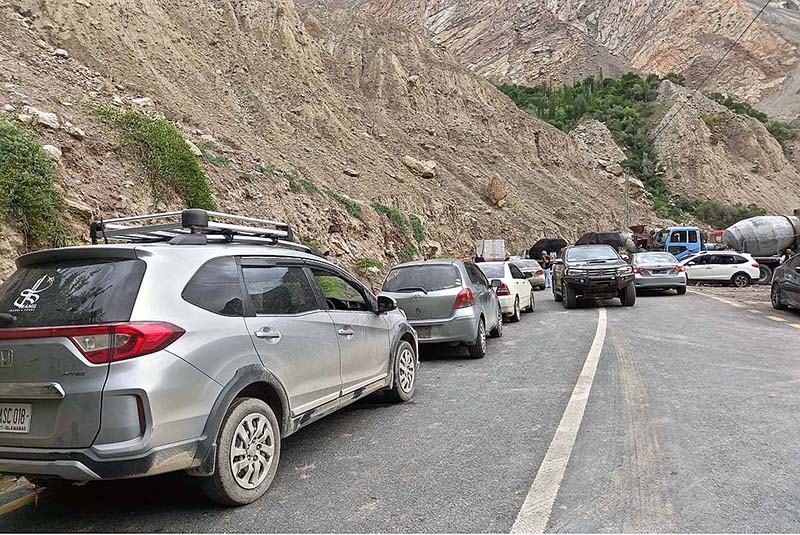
xmin=673 ymin=265 xmax=686 ymax=273
xmin=495 ymin=283 xmax=511 ymax=296
xmin=453 ymin=287 xmax=475 ymax=309
xmin=0 ymin=322 xmax=185 ymax=364
xmin=535 ymin=270 xmax=544 ymax=275
xmin=752 ymin=262 xmax=760 ymax=268
xmin=632 ymin=267 xmax=644 ymax=274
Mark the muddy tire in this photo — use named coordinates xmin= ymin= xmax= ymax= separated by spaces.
xmin=384 ymin=340 xmax=417 ymax=403
xmin=467 ymin=318 xmax=487 ymax=359
xmin=200 ymin=398 xmax=280 ymax=507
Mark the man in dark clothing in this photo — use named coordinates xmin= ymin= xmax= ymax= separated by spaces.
xmin=540 ymin=251 xmax=552 ymax=288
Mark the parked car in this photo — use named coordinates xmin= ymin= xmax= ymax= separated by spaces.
xmin=0 ymin=210 xmax=418 ymax=506
xmin=477 ymin=261 xmax=534 ymax=322
xmin=380 ymin=259 xmax=502 ymax=359
xmin=629 ymin=251 xmax=687 ymax=294
xmin=771 ymin=253 xmax=800 ymax=310
xmin=680 ymin=251 xmax=760 ymax=287
xmin=552 ymin=245 xmax=635 ymax=308
xmin=512 ymin=259 xmax=546 ymax=290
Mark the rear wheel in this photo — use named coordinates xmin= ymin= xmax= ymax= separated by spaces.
xmin=676 ymin=285 xmax=687 ymax=295
xmin=731 ymin=272 xmax=751 ymax=288
xmin=467 ymin=318 xmax=487 ymax=359
xmin=563 ymin=283 xmax=577 ymax=309
xmin=385 ymin=340 xmax=416 ymax=403
xmin=508 ymin=297 xmax=521 ymax=323
xmin=772 ymin=283 xmax=788 ymax=310
xmin=200 ymin=398 xmax=280 ymax=506
xmin=523 ymin=291 xmax=535 ymax=313
xmin=619 ymin=282 xmax=636 ymax=306
xmin=758 ymin=265 xmax=773 ymax=285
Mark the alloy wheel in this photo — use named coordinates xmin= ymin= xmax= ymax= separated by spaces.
xmin=397 ymin=347 xmax=415 ymax=393
xmin=479 ymin=320 xmax=487 ymax=354
xmin=733 ymin=274 xmax=748 ymax=288
xmin=230 ymin=413 xmax=275 ymax=490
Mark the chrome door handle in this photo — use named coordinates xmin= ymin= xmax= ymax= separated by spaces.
xmin=255 ymin=328 xmax=281 ymax=342
xmin=337 ymin=328 xmax=355 ymax=337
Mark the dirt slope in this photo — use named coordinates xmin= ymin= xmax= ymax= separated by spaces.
xmin=0 ymin=0 xmax=655 ymax=278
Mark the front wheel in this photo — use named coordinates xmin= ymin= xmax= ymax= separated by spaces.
xmin=553 ymin=284 xmax=563 ymax=302
xmin=772 ymin=284 xmax=788 ymax=310
xmin=200 ymin=398 xmax=280 ymax=506
xmin=467 ymin=318 xmax=487 ymax=359
xmin=385 ymin=340 xmax=417 ymax=402
xmin=619 ymin=282 xmax=636 ymax=306
xmin=731 ymin=272 xmax=751 ymax=288
xmin=563 ymin=283 xmax=577 ymax=309
xmin=508 ymin=297 xmax=521 ymax=323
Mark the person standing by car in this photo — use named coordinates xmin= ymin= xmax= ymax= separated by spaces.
xmin=780 ymin=249 xmax=794 ymax=265
xmin=540 ymin=251 xmax=552 ymax=288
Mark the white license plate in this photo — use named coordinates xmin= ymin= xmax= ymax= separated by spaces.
xmin=0 ymin=403 xmax=31 ymax=433
xmin=415 ymin=326 xmax=432 ymax=339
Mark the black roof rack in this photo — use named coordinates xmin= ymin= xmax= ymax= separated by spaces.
xmin=90 ymin=209 xmax=316 ymax=254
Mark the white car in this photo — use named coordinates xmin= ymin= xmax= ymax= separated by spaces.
xmin=478 ymin=261 xmax=534 ymax=322
xmin=512 ymin=260 xmax=546 ymax=290
xmin=680 ymin=251 xmax=760 ymax=287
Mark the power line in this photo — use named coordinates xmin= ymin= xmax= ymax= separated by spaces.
xmin=652 ymin=0 xmax=773 ymax=142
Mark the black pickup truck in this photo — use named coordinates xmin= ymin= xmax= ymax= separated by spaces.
xmin=552 ymin=244 xmax=636 ymax=309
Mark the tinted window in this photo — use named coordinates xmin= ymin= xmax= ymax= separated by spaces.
xmin=566 ymin=246 xmax=618 ymax=262
xmin=510 ymin=265 xmax=526 ymax=279
xmin=0 ymin=258 xmax=145 ymax=328
xmin=478 ymin=263 xmax=506 ymax=279
xmin=634 ymin=252 xmax=677 ymax=265
xmin=183 ymin=257 xmax=243 ymax=317
xmin=733 ymin=256 xmax=748 ymax=264
xmin=514 ymin=260 xmax=542 ymax=271
xmin=465 ymin=263 xmax=489 ymax=287
xmin=671 ymin=230 xmax=688 ymax=243
xmin=243 ymin=266 xmax=318 ymax=315
xmin=382 ymin=265 xmax=461 ymax=292
xmin=311 ymin=269 xmax=369 ymax=312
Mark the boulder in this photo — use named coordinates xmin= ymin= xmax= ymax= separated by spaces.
xmin=41 ymin=144 xmax=62 ymax=160
xmin=343 ymin=168 xmax=360 ymax=177
xmin=22 ymin=106 xmax=60 ymax=129
xmin=606 ymin=162 xmax=624 ymax=176
xmin=401 ymin=155 xmax=437 ymax=178
xmin=185 ymin=139 xmax=203 ymax=157
xmin=487 ymin=173 xmax=507 ymax=206
xmin=62 ymin=121 xmax=86 ymax=140
xmin=131 ymin=97 xmax=153 ymax=106
xmin=52 ymin=48 xmax=69 ymax=58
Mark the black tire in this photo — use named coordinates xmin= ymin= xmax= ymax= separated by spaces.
xmin=553 ymin=284 xmax=563 ymax=302
xmin=563 ymin=283 xmax=577 ymax=309
xmin=488 ymin=307 xmax=503 ymax=338
xmin=200 ymin=398 xmax=280 ymax=507
xmin=758 ymin=265 xmax=773 ymax=286
xmin=508 ymin=297 xmax=521 ymax=323
xmin=523 ymin=290 xmax=535 ymax=313
xmin=467 ymin=318 xmax=487 ymax=359
xmin=731 ymin=272 xmax=751 ymax=288
xmin=676 ymin=285 xmax=687 ymax=295
xmin=384 ymin=339 xmax=417 ymax=403
xmin=772 ymin=283 xmax=788 ymax=310
xmin=619 ymin=282 xmax=636 ymax=306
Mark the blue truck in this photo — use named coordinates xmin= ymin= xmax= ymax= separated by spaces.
xmin=651 ymin=226 xmax=704 ymax=260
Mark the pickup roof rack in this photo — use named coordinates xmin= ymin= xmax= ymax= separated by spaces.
xmin=90 ymin=209 xmax=317 ymax=254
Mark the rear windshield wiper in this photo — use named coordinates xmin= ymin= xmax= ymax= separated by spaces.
xmin=393 ymin=287 xmax=429 ymax=294
xmin=0 ymin=314 xmax=17 ymax=327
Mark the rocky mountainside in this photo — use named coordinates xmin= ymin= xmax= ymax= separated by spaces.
xmin=0 ymin=0 xmax=655 ymax=278
xmin=340 ymin=0 xmax=797 ymax=108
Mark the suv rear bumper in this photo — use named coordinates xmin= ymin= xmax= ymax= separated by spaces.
xmin=0 ymin=437 xmax=200 ymax=481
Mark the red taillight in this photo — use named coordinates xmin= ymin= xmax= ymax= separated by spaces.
xmin=632 ymin=267 xmax=645 ymax=274
xmin=0 ymin=322 xmax=185 ymax=364
xmin=495 ymin=283 xmax=511 ymax=296
xmin=535 ymin=270 xmax=544 ymax=275
xmin=673 ymin=265 xmax=686 ymax=273
xmin=752 ymin=262 xmax=760 ymax=268
xmin=453 ymin=287 xmax=475 ymax=309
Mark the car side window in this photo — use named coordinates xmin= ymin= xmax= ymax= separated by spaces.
xmin=733 ymin=256 xmax=748 ymax=264
xmin=311 ymin=268 xmax=370 ymax=312
xmin=688 ymin=231 xmax=698 ymax=243
xmin=182 ymin=256 xmax=244 ymax=317
xmin=690 ymin=256 xmax=706 ymax=265
xmin=510 ymin=265 xmax=525 ymax=279
xmin=465 ymin=263 xmax=487 ymax=288
xmin=242 ymin=266 xmax=318 ymax=315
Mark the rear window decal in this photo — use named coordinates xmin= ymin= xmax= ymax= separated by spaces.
xmin=11 ymin=275 xmax=55 ymax=312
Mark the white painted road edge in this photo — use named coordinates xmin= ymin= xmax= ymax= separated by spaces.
xmin=511 ymin=307 xmax=608 ymax=534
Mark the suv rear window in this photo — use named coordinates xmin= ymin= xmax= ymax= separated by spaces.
xmin=382 ymin=265 xmax=462 ymax=293
xmin=0 ymin=259 xmax=146 ymax=328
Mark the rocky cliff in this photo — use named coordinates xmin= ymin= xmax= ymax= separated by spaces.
xmin=0 ymin=0 xmax=655 ymax=278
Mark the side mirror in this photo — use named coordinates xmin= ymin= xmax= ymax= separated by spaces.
xmin=687 ymin=261 xmax=696 ymax=266
xmin=376 ymin=295 xmax=398 ymax=314
xmin=491 ymin=279 xmax=502 ymax=288
xmin=621 ymin=254 xmax=630 ymax=263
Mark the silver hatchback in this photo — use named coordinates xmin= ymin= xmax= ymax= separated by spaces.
xmin=0 ymin=210 xmax=418 ymax=506
xmin=380 ymin=260 xmax=502 ymax=359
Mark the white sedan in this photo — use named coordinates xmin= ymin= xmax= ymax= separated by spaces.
xmin=680 ymin=251 xmax=761 ymax=287
xmin=477 ymin=261 xmax=534 ymax=322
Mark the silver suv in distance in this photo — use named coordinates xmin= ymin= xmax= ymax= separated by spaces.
xmin=0 ymin=210 xmax=418 ymax=506
xmin=380 ymin=260 xmax=502 ymax=359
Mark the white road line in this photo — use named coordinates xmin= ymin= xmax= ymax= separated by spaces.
xmin=511 ymin=307 xmax=608 ymax=534
xmin=687 ymin=289 xmax=745 ymax=308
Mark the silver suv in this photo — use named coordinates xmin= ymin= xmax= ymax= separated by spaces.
xmin=380 ymin=260 xmax=502 ymax=359
xmin=0 ymin=210 xmax=418 ymax=506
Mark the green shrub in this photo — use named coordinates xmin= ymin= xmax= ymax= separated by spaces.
xmin=298 ymin=177 xmax=320 ymax=193
xmin=355 ymin=257 xmax=384 ymax=272
xmin=197 ymin=144 xmax=232 ymax=169
xmin=706 ymin=92 xmax=798 ymax=145
xmin=0 ymin=117 xmax=66 ymax=249
xmin=323 ymin=188 xmax=364 ymax=221
xmin=409 ymin=215 xmax=425 ymax=242
xmin=766 ymin=121 xmax=798 ymax=145
xmin=692 ymin=200 xmax=766 ymax=229
xmin=96 ymin=105 xmax=215 ymax=210
xmin=372 ymin=202 xmax=409 ymax=236
xmin=701 ymin=114 xmax=723 ymax=128
xmin=398 ymin=243 xmax=417 ymax=263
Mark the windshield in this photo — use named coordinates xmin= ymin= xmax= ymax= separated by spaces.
xmin=566 ymin=246 xmax=619 ymax=262
xmin=514 ymin=260 xmax=542 ymax=270
xmin=382 ymin=265 xmax=462 ymax=292
xmin=653 ymin=230 xmax=668 ymax=248
xmin=0 ymin=258 xmax=146 ymax=328
xmin=634 ymin=252 xmax=678 ymax=265
xmin=477 ymin=263 xmax=506 ymax=278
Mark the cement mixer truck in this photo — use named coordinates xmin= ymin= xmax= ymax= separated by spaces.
xmin=722 ymin=210 xmax=800 ymax=284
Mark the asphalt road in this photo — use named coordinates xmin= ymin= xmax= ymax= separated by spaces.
xmin=2 ymin=289 xmax=799 ymax=532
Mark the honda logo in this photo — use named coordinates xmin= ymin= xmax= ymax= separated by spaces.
xmin=0 ymin=349 xmax=13 ymax=368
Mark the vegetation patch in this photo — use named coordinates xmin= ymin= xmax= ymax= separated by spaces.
xmin=197 ymin=143 xmax=232 ymax=169
xmin=707 ymin=92 xmax=798 ymax=145
xmin=398 ymin=243 xmax=417 ymax=263
xmin=701 ymin=114 xmax=723 ymax=128
xmin=692 ymin=199 xmax=766 ymax=229
xmin=409 ymin=215 xmax=425 ymax=243
xmin=372 ymin=202 xmax=409 ymax=236
xmin=96 ymin=105 xmax=216 ymax=210
xmin=355 ymin=257 xmax=384 ymax=273
xmin=323 ymin=188 xmax=364 ymax=221
xmin=0 ymin=117 xmax=66 ymax=249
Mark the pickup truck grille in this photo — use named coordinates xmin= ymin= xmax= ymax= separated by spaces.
xmin=588 ymin=268 xmax=617 ymax=276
